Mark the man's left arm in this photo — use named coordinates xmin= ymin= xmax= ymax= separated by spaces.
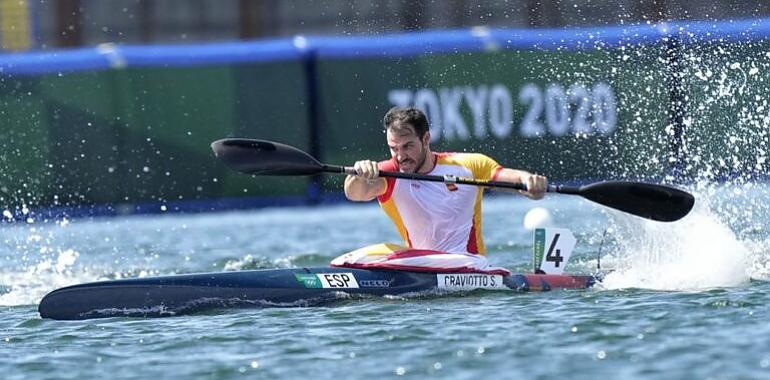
xmin=493 ymin=168 xmax=547 ymax=200
xmin=463 ymin=153 xmax=547 ymax=200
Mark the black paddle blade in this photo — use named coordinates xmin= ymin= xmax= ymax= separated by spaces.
xmin=211 ymin=138 xmax=323 ymax=175
xmin=579 ymin=181 xmax=695 ymax=222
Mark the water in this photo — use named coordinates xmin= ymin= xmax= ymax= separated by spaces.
xmin=2 ymin=190 xmax=770 ymax=379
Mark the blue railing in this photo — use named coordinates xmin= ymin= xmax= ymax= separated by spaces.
xmin=3 ymin=17 xmax=770 ymax=75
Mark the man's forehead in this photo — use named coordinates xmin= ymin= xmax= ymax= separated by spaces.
xmin=386 ymin=128 xmax=419 ymax=143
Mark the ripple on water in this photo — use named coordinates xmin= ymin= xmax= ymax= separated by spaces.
xmin=1 ymin=194 xmax=769 ymax=379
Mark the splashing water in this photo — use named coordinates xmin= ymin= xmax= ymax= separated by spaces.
xmin=601 ymin=207 xmax=749 ymax=290
xmin=581 ymin=34 xmax=770 ymax=291
xmin=0 ymin=214 xmax=165 ymax=307
xmin=599 ymin=181 xmax=770 ymax=291
xmin=0 ymin=248 xmax=99 ymax=307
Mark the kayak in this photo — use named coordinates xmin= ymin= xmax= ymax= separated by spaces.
xmin=38 ymin=267 xmax=596 ymax=320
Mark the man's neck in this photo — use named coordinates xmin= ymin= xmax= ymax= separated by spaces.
xmin=416 ymin=150 xmax=436 ymax=174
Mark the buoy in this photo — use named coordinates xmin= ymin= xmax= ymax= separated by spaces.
xmin=523 ymin=207 xmax=553 ymax=230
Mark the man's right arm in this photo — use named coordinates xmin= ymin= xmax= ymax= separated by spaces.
xmin=344 ymin=160 xmax=387 ymax=202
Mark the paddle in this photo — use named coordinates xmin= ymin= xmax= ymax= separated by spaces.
xmin=211 ymin=138 xmax=695 ymax=222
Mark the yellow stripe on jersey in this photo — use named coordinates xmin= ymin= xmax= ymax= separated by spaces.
xmin=380 ymin=198 xmax=412 ymax=247
xmin=435 ymin=153 xmax=502 ymax=181
xmin=471 ymin=187 xmax=487 ymax=255
xmin=438 ymin=152 xmax=501 ymax=254
xmin=436 ymin=152 xmax=502 ymax=254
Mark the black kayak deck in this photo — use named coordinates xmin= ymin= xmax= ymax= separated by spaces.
xmin=38 ymin=267 xmax=596 ymax=320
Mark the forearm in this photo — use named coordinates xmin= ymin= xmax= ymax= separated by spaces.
xmin=344 ymin=175 xmax=385 ymax=201
xmin=494 ymin=168 xmax=547 ymax=199
xmin=494 ymin=169 xmax=532 ymax=192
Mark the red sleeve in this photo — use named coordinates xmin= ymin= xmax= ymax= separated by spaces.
xmin=377 ymin=158 xmax=398 ymax=203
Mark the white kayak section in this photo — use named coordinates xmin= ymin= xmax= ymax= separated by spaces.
xmin=330 ymin=243 xmax=511 ymax=275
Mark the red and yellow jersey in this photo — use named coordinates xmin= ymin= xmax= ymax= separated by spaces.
xmin=377 ymin=152 xmax=503 ymax=255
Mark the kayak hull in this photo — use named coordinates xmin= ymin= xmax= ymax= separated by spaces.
xmin=38 ymin=267 xmax=596 ymax=320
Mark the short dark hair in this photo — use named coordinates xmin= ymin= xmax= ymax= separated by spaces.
xmin=383 ymin=107 xmax=429 ymax=140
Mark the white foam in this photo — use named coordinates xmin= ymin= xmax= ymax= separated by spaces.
xmin=745 ymin=237 xmax=770 ymax=281
xmin=600 ymin=203 xmax=751 ymax=291
xmin=0 ymin=249 xmax=100 ymax=307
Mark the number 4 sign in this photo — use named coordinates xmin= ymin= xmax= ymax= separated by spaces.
xmin=533 ymin=228 xmax=576 ymax=275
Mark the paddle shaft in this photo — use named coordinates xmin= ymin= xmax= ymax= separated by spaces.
xmin=321 ymin=164 xmax=579 ymax=194
xmin=210 ymin=138 xmax=694 ymax=222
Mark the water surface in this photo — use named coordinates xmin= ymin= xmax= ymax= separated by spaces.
xmin=2 ymin=190 xmax=769 ymax=379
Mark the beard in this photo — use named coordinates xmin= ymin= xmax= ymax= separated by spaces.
xmin=399 ymin=144 xmax=427 ymax=173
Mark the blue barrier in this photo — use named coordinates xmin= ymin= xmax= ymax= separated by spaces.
xmin=119 ymin=38 xmax=304 ymax=67
xmin=0 ymin=46 xmax=111 ymax=75
xmin=676 ymin=18 xmax=770 ymax=43
xmin=306 ymin=29 xmax=486 ymax=58
xmin=2 ymin=17 xmax=770 ymax=75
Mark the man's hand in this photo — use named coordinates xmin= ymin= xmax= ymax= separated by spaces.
xmin=353 ymin=160 xmax=380 ymax=180
xmin=345 ymin=160 xmax=385 ymax=201
xmin=523 ymin=174 xmax=548 ymax=200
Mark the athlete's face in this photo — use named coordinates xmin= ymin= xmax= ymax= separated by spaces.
xmin=386 ymin=127 xmax=430 ymax=173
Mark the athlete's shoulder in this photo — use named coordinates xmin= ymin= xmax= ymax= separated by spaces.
xmin=436 ymin=152 xmax=497 ymax=166
xmin=436 ymin=152 xmax=502 ymax=180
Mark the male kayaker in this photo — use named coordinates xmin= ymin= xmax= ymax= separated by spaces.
xmin=344 ymin=106 xmax=546 ymax=255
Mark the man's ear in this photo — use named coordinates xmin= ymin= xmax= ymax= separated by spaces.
xmin=423 ymin=131 xmax=431 ymax=145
